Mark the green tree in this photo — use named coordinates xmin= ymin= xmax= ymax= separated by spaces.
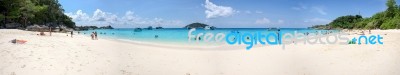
xmin=0 ymin=0 xmax=75 ymax=29
xmin=1 ymin=0 xmax=22 ymax=23
xmin=329 ymin=15 xmax=363 ymax=29
xmin=0 ymin=14 xmax=4 ymax=22
xmin=0 ymin=14 xmax=4 ymax=27
xmin=386 ymin=0 xmax=398 ymax=18
xmin=19 ymin=0 xmax=45 ymax=27
xmin=368 ymin=12 xmax=386 ymax=29
xmin=378 ymin=0 xmax=400 ymax=29
xmin=354 ymin=18 xmax=370 ymax=29
xmin=320 ymin=0 xmax=400 ymax=30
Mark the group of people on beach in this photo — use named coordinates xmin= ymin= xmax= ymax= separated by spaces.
xmin=91 ymin=32 xmax=98 ymax=40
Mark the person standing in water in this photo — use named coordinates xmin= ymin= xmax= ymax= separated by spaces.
xmin=91 ymin=32 xmax=94 ymax=40
xmin=94 ymin=31 xmax=98 ymax=40
xmin=277 ymin=29 xmax=280 ymax=44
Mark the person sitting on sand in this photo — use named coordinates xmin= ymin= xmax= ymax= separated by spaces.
xmin=10 ymin=39 xmax=27 ymax=44
xmin=39 ymin=32 xmax=45 ymax=36
xmin=360 ymin=31 xmax=365 ymax=35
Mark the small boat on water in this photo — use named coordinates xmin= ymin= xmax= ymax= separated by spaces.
xmin=205 ymin=26 xmax=211 ymax=30
xmin=231 ymin=30 xmax=240 ymax=33
xmin=268 ymin=27 xmax=279 ymax=31
xmin=155 ymin=26 xmax=163 ymax=29
xmin=210 ymin=26 xmax=216 ymax=30
xmin=134 ymin=28 xmax=142 ymax=32
xmin=146 ymin=26 xmax=153 ymax=30
xmin=204 ymin=26 xmax=216 ymax=30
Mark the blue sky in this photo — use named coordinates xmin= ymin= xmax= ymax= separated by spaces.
xmin=60 ymin=0 xmax=395 ymax=28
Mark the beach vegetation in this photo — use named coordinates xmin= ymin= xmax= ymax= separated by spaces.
xmin=309 ymin=24 xmax=330 ymax=30
xmin=329 ymin=15 xmax=363 ymax=29
xmin=0 ymin=0 xmax=75 ymax=29
xmin=313 ymin=0 xmax=400 ymax=30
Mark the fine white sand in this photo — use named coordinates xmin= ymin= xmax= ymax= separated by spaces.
xmin=0 ymin=29 xmax=400 ymax=75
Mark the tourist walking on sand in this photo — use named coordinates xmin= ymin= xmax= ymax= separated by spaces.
xmin=49 ymin=27 xmax=52 ymax=36
xmin=71 ymin=31 xmax=73 ymax=38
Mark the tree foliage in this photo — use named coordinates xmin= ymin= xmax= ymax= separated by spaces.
xmin=327 ymin=0 xmax=400 ymax=30
xmin=329 ymin=15 xmax=363 ymax=29
xmin=386 ymin=0 xmax=398 ymax=18
xmin=0 ymin=0 xmax=75 ymax=28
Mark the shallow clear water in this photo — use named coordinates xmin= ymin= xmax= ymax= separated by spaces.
xmin=78 ymin=28 xmax=338 ymax=45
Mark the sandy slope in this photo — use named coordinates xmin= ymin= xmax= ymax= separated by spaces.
xmin=0 ymin=29 xmax=399 ymax=75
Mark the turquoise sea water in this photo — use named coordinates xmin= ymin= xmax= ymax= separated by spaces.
xmin=79 ymin=28 xmax=338 ymax=45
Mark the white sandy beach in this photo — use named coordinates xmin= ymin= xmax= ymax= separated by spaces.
xmin=0 ymin=29 xmax=400 ymax=75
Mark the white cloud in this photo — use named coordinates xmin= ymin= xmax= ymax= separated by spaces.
xmin=292 ymin=3 xmax=327 ymax=15
xmin=121 ymin=11 xmax=143 ymax=25
xmin=255 ymin=18 xmax=271 ymax=24
xmin=204 ymin=0 xmax=237 ymax=19
xmin=245 ymin=10 xmax=252 ymax=14
xmin=106 ymin=15 xmax=118 ymax=24
xmin=312 ymin=6 xmax=327 ymax=15
xmin=292 ymin=3 xmax=308 ymax=10
xmin=92 ymin=9 xmax=106 ymax=21
xmin=122 ymin=11 xmax=137 ymax=22
xmin=278 ymin=19 xmax=284 ymax=24
xmin=255 ymin=11 xmax=263 ymax=14
xmin=243 ymin=10 xmax=263 ymax=14
xmin=292 ymin=7 xmax=302 ymax=10
xmin=255 ymin=18 xmax=285 ymax=25
xmin=304 ymin=18 xmax=331 ymax=25
xmin=91 ymin=9 xmax=118 ymax=22
xmin=65 ymin=9 xmax=183 ymax=27
xmin=65 ymin=10 xmax=90 ymax=21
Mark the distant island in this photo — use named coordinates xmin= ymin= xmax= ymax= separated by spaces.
xmin=310 ymin=0 xmax=400 ymax=30
xmin=99 ymin=25 xmax=114 ymax=29
xmin=75 ymin=25 xmax=114 ymax=31
xmin=184 ymin=22 xmax=216 ymax=30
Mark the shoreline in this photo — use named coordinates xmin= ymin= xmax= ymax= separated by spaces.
xmin=75 ymin=31 xmax=243 ymax=50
